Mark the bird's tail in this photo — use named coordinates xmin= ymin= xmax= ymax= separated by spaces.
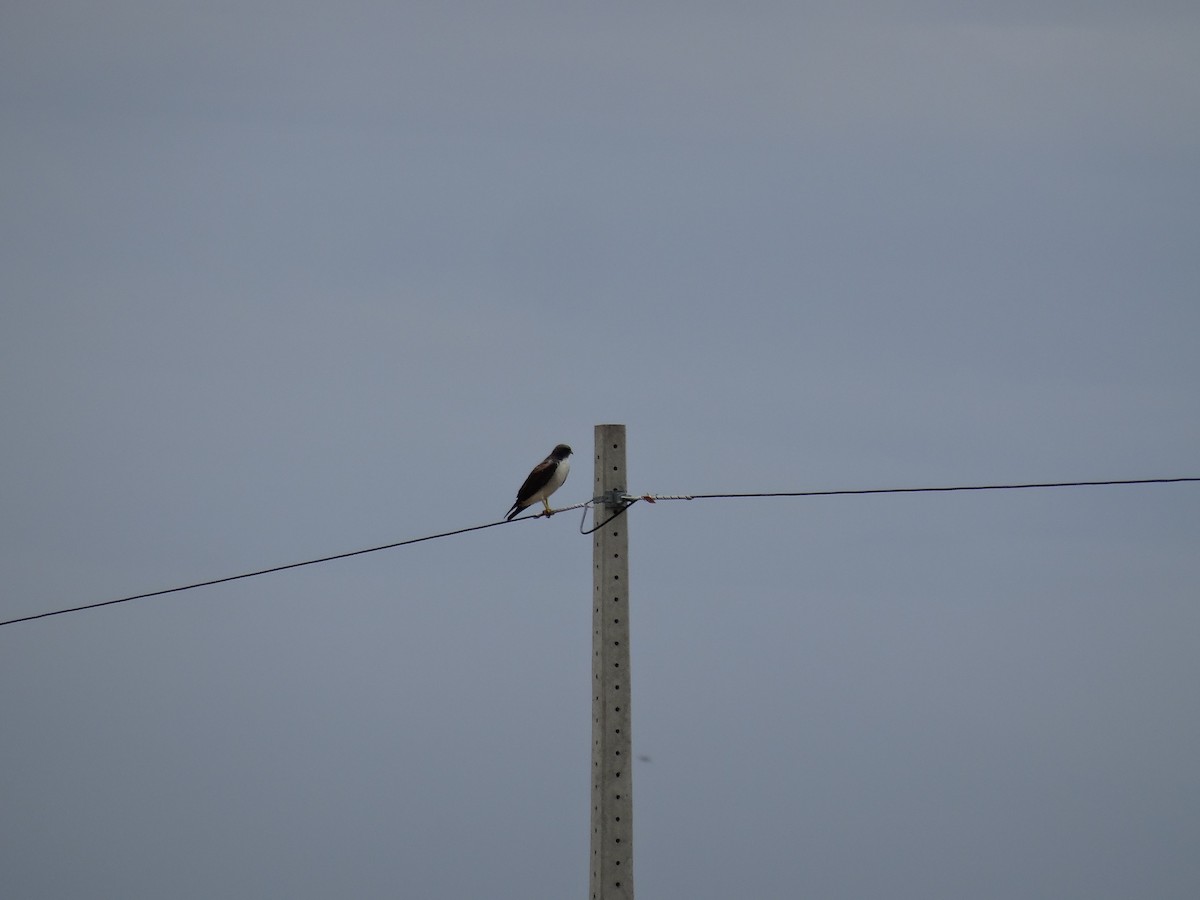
xmin=505 ymin=504 xmax=521 ymax=521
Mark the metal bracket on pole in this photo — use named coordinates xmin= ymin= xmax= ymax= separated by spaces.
xmin=590 ymin=424 xmax=633 ymax=900
xmin=601 ymin=488 xmax=629 ymax=509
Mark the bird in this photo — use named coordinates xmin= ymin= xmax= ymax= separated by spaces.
xmin=506 ymin=444 xmax=573 ymax=520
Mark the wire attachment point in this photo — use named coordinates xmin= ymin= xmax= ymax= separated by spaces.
xmin=580 ymin=493 xmax=640 ymax=535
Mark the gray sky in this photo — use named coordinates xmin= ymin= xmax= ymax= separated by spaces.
xmin=2 ymin=3 xmax=1198 ymax=898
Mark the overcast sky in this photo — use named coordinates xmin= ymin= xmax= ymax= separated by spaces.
xmin=2 ymin=3 xmax=1198 ymax=898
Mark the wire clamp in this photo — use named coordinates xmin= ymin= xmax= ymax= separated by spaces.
xmin=580 ymin=491 xmax=641 ymax=534
xmin=601 ymin=488 xmax=630 ymax=509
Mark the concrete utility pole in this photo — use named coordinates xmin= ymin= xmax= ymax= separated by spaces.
xmin=590 ymin=424 xmax=633 ymax=900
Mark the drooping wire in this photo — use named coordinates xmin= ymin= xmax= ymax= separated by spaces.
xmin=2 ymin=477 xmax=1195 ymax=628
xmin=0 ymin=504 xmax=589 ymax=629
xmin=579 ymin=496 xmax=640 ymax=535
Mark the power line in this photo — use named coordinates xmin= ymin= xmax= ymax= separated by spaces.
xmin=2 ymin=477 xmax=1195 ymax=629
xmin=0 ymin=504 xmax=589 ymax=629
xmin=638 ymin=476 xmax=1200 ymax=502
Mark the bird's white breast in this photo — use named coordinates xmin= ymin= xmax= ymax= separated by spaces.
xmin=535 ymin=458 xmax=569 ymax=502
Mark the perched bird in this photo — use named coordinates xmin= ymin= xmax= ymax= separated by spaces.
xmin=506 ymin=444 xmax=573 ymax=520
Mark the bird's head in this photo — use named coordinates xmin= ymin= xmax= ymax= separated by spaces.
xmin=551 ymin=444 xmax=573 ymax=459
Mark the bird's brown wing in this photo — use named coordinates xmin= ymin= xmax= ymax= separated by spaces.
xmin=515 ymin=458 xmax=556 ymax=505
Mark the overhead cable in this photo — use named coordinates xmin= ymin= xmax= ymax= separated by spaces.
xmin=2 ymin=478 xmax=1195 ymax=628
